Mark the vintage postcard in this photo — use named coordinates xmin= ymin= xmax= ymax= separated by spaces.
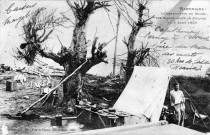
xmin=0 ymin=0 xmax=210 ymax=135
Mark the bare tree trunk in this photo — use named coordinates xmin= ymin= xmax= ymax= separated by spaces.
xmin=59 ymin=11 xmax=109 ymax=112
xmin=116 ymin=1 xmax=153 ymax=82
xmin=62 ymin=23 xmax=87 ymax=111
xmin=62 ymin=75 xmax=79 ymax=113
xmin=125 ymin=25 xmax=140 ymax=82
xmin=125 ymin=52 xmax=135 ymax=81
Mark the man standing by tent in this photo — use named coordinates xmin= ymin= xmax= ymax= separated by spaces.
xmin=170 ymin=82 xmax=185 ymax=126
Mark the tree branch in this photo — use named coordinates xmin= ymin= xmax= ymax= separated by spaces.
xmin=66 ymin=0 xmax=77 ymax=17
xmin=39 ymin=49 xmax=61 ymax=64
xmin=79 ymin=36 xmax=118 ymax=74
xmin=40 ymin=28 xmax=54 ymax=43
xmin=37 ymin=25 xmax=46 ymax=41
xmin=91 ymin=37 xmax=98 ymax=55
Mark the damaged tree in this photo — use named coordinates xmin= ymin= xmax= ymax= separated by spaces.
xmin=115 ymin=0 xmax=158 ymax=82
xmin=15 ymin=0 xmax=111 ymax=111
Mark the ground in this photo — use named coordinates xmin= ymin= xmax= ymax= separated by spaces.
xmin=0 ymin=71 xmax=210 ymax=133
xmin=0 ymin=71 xmax=124 ymax=117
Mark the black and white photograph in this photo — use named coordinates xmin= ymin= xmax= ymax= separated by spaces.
xmin=0 ymin=0 xmax=210 ymax=134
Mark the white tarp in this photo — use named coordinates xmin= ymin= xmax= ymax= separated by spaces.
xmin=114 ymin=66 xmax=171 ymax=122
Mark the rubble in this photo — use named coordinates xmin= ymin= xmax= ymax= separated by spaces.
xmin=14 ymin=73 xmax=27 ymax=84
xmin=23 ymin=96 xmax=30 ymax=100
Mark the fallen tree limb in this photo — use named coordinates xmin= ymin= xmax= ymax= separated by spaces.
xmin=21 ymin=60 xmax=88 ymax=115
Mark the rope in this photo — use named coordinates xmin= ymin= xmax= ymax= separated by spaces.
xmin=21 ymin=60 xmax=88 ymax=114
xmin=77 ymin=111 xmax=84 ymax=118
xmin=172 ymin=77 xmax=210 ymax=122
xmin=189 ymin=98 xmax=207 ymax=127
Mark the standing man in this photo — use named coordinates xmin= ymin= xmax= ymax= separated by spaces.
xmin=170 ymin=82 xmax=185 ymax=126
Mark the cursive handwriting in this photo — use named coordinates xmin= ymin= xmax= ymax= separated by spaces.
xmin=3 ymin=7 xmax=47 ymax=28
xmin=155 ymin=26 xmax=180 ymax=36
xmin=165 ymin=57 xmax=185 ymax=64
xmin=144 ymin=32 xmax=169 ymax=43
xmin=185 ymin=33 xmax=209 ymax=41
xmin=163 ymin=55 xmax=209 ymax=71
xmin=5 ymin=3 xmax=37 ymax=14
xmin=193 ymin=57 xmax=210 ymax=65
xmin=170 ymin=64 xmax=202 ymax=71
xmin=175 ymin=44 xmax=210 ymax=50
xmin=164 ymin=56 xmax=209 ymax=65
xmin=176 ymin=52 xmax=202 ymax=57
xmin=175 ymin=44 xmax=188 ymax=49
xmin=3 ymin=11 xmax=31 ymax=27
xmin=155 ymin=25 xmax=199 ymax=35
xmin=190 ymin=44 xmax=210 ymax=50
xmin=151 ymin=42 xmax=172 ymax=50
xmin=162 ymin=52 xmax=174 ymax=56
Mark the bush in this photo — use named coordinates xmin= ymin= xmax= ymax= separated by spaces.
xmin=173 ymin=76 xmax=210 ymax=93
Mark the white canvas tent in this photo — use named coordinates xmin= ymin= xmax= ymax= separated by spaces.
xmin=114 ymin=66 xmax=171 ymax=122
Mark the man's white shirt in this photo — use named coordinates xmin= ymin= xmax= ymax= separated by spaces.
xmin=170 ymin=90 xmax=184 ymax=105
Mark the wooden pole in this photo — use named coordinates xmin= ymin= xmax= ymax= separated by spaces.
xmin=21 ymin=60 xmax=88 ymax=115
xmin=168 ymin=77 xmax=172 ymax=115
xmin=113 ymin=10 xmax=121 ymax=75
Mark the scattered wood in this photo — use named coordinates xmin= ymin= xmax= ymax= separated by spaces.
xmin=20 ymin=60 xmax=88 ymax=115
xmin=23 ymin=96 xmax=30 ymax=100
xmin=62 ymin=116 xmax=77 ymax=120
xmin=39 ymin=115 xmax=53 ymax=119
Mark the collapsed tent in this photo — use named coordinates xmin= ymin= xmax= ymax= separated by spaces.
xmin=114 ymin=66 xmax=171 ymax=122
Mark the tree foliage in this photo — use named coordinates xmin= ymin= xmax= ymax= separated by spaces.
xmin=13 ymin=7 xmax=69 ymax=65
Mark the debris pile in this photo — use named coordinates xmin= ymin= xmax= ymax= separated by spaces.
xmin=0 ymin=64 xmax=12 ymax=73
xmin=83 ymin=74 xmax=126 ymax=105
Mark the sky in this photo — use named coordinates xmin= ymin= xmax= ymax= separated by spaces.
xmin=1 ymin=0 xmax=210 ymax=77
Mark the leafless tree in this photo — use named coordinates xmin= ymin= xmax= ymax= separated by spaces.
xmin=114 ymin=0 xmax=158 ymax=82
xmin=15 ymin=0 xmax=111 ymax=111
xmin=14 ymin=7 xmax=71 ymax=65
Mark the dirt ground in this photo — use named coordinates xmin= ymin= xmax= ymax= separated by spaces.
xmin=0 ymin=72 xmax=64 ymax=116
